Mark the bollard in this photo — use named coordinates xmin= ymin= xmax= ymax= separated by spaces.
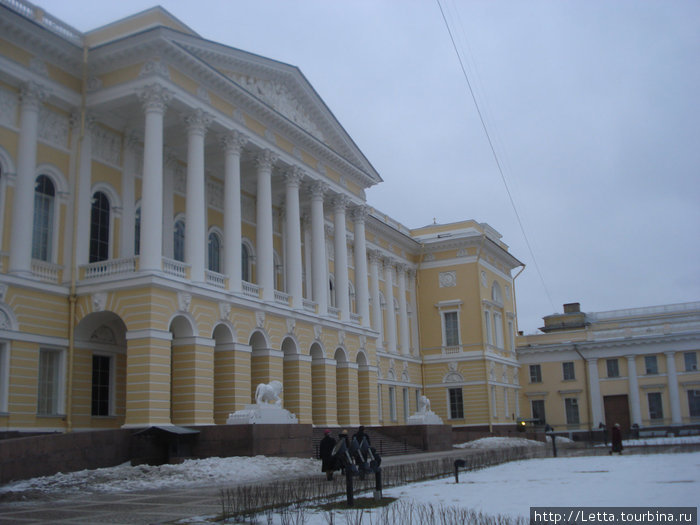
xmin=454 ymin=459 xmax=466 ymax=483
xmin=345 ymin=467 xmax=354 ymax=506
xmin=374 ymin=468 xmax=383 ymax=501
xmin=550 ymin=434 xmax=557 ymax=457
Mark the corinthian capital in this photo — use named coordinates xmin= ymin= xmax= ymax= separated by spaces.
xmin=183 ymin=108 xmax=212 ymax=136
xmin=138 ymin=83 xmax=172 ymax=112
xmin=220 ymin=130 xmax=248 ymax=155
xmin=20 ymin=81 xmax=49 ymax=111
xmin=307 ymin=180 xmax=328 ymax=199
xmin=368 ymin=249 xmax=383 ymax=265
xmin=255 ymin=149 xmax=278 ymax=171
xmin=283 ymin=165 xmax=305 ymax=187
xmin=331 ymin=194 xmax=350 ymax=212
xmin=351 ymin=204 xmax=370 ymax=223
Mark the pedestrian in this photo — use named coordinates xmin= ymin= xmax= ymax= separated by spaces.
xmin=319 ymin=429 xmax=336 ymax=480
xmin=610 ymin=423 xmax=623 ymax=455
xmin=352 ymin=425 xmax=370 ymax=446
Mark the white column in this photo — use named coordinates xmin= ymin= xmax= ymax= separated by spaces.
xmin=626 ymin=355 xmax=642 ymax=426
xmin=587 ymin=358 xmax=604 ymax=427
xmin=332 ymin=195 xmax=350 ymax=321
xmin=137 ymin=84 xmax=171 ymax=272
xmin=383 ymin=257 xmax=397 ymax=354
xmin=368 ymin=250 xmax=383 ymax=349
xmin=120 ymin=131 xmax=138 ymax=257
xmin=408 ymin=269 xmax=420 ymax=356
xmin=665 ymin=351 xmax=682 ymax=425
xmin=74 ymin=114 xmax=94 ymax=266
xmin=396 ymin=264 xmax=410 ymax=355
xmin=351 ymin=206 xmax=370 ymax=327
xmin=309 ymin=181 xmax=328 ymax=315
xmin=255 ymin=150 xmax=277 ymax=301
xmin=284 ymin=166 xmax=304 ymax=309
xmin=184 ymin=109 xmax=211 ymax=282
xmin=221 ymin=131 xmax=247 ymax=293
xmin=162 ymin=151 xmax=176 ymax=258
xmin=9 ymin=81 xmax=48 ymax=275
xmin=302 ymin=213 xmax=312 ymax=299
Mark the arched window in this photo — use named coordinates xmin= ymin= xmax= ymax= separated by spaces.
xmin=208 ymin=231 xmax=221 ymax=273
xmin=241 ymin=242 xmax=250 ymax=282
xmin=491 ymin=282 xmax=503 ymax=305
xmin=134 ymin=207 xmax=141 ymax=256
xmin=89 ymin=191 xmax=110 ymax=262
xmin=32 ymin=175 xmax=55 ymax=261
xmin=173 ymin=219 xmax=185 ymax=262
xmin=329 ymin=277 xmax=336 ymax=308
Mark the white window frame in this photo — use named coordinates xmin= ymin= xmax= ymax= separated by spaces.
xmin=565 ymin=397 xmax=580 ymax=425
xmin=562 ymin=361 xmax=575 ymax=381
xmin=647 ymin=392 xmax=663 ymax=420
xmin=684 ymin=352 xmax=697 ymax=372
xmin=529 ymin=364 xmax=542 ymax=383
xmin=493 ymin=311 xmax=504 ymax=349
xmin=36 ymin=348 xmax=66 ymax=416
xmin=389 ymin=386 xmax=397 ymax=422
xmin=436 ymin=300 xmax=462 ymax=351
xmin=645 ymin=355 xmax=658 ymax=375
xmin=531 ymin=399 xmax=545 ymax=424
xmin=447 ymin=387 xmax=464 ymax=419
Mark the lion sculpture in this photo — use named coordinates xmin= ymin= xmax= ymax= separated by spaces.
xmin=255 ymin=380 xmax=283 ymax=407
xmin=418 ymin=395 xmax=431 ymax=414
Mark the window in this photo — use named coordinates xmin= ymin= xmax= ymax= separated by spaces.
xmin=402 ymin=387 xmax=409 ymax=421
xmin=565 ymin=398 xmax=580 ymax=425
xmin=493 ymin=312 xmax=504 ymax=349
xmin=89 ymin=191 xmax=110 ymax=263
xmin=529 ymin=364 xmax=542 ymax=383
xmin=648 ymin=392 xmax=663 ymax=420
xmin=134 ymin=207 xmax=141 ymax=256
xmin=531 ymin=399 xmax=545 ymax=425
xmin=688 ymin=390 xmax=700 ymax=417
xmin=508 ymin=320 xmax=515 ymax=352
xmin=448 ymin=387 xmax=464 ymax=419
xmin=242 ymin=243 xmax=250 ymax=282
xmin=562 ymin=362 xmax=575 ymax=381
xmin=684 ymin=352 xmax=698 ymax=372
xmin=173 ymin=219 xmax=185 ymax=262
xmin=37 ymin=349 xmax=62 ymax=415
xmin=377 ymin=385 xmax=383 ymax=420
xmin=443 ymin=311 xmax=459 ymax=347
xmin=484 ymin=312 xmax=492 ymax=345
xmin=32 ymin=175 xmax=55 ymax=261
xmin=606 ymin=359 xmax=620 ymax=378
xmin=389 ymin=386 xmax=396 ymax=421
xmin=91 ymin=355 xmax=111 ymax=416
xmin=208 ymin=232 xmax=221 ymax=273
xmin=644 ymin=355 xmax=658 ymax=375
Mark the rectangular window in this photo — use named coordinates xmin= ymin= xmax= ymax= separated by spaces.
xmin=448 ymin=387 xmax=464 ymax=419
xmin=402 ymin=387 xmax=409 ymax=421
xmin=562 ymin=362 xmax=575 ymax=381
xmin=37 ymin=349 xmax=61 ymax=415
xmin=684 ymin=352 xmax=698 ymax=372
xmin=529 ymin=364 xmax=542 ymax=383
xmin=648 ymin=392 xmax=663 ymax=420
xmin=606 ymin=359 xmax=620 ymax=378
xmin=531 ymin=399 xmax=545 ymax=425
xmin=443 ymin=311 xmax=459 ymax=347
xmin=389 ymin=386 xmax=396 ymax=422
xmin=377 ymin=385 xmax=383 ymax=421
xmin=688 ymin=390 xmax=700 ymax=417
xmin=484 ymin=312 xmax=493 ymax=345
xmin=645 ymin=355 xmax=658 ymax=375
xmin=565 ymin=398 xmax=580 ymax=425
xmin=91 ymin=355 xmax=111 ymax=416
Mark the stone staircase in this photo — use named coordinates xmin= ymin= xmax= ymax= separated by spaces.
xmin=311 ymin=427 xmax=423 ymax=459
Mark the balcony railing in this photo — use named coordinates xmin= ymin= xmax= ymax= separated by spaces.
xmin=328 ymin=306 xmax=340 ymax=318
xmin=443 ymin=345 xmax=461 ymax=355
xmin=31 ymin=259 xmax=61 ymax=283
xmin=350 ymin=312 xmax=362 ymax=325
xmin=162 ymin=257 xmax=188 ymax=279
xmin=82 ymin=257 xmax=137 ymax=279
xmin=205 ymin=270 xmax=226 ymax=289
xmin=1 ymin=0 xmax=83 ymax=45
xmin=274 ymin=290 xmax=290 ymax=306
xmin=303 ymin=299 xmax=317 ymax=313
xmin=241 ymin=281 xmax=260 ymax=299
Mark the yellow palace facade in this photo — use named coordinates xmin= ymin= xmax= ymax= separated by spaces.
xmin=0 ymin=1 xmax=523 ymax=434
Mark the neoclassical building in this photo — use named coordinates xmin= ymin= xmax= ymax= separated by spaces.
xmin=0 ymin=1 xmax=523 ymax=434
xmin=517 ymin=302 xmax=700 ymax=435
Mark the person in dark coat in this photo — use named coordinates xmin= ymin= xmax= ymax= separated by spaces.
xmin=610 ymin=423 xmax=623 ymax=455
xmin=352 ymin=426 xmax=370 ymax=446
xmin=319 ymin=429 xmax=336 ymax=480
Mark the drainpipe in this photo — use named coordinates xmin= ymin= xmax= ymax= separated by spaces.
xmin=573 ymin=344 xmax=593 ymax=434
xmin=65 ymin=42 xmax=89 ymax=433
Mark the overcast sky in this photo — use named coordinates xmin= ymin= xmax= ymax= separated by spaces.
xmin=36 ymin=0 xmax=700 ymax=333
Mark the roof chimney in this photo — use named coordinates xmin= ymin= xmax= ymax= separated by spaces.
xmin=563 ymin=303 xmax=580 ymax=314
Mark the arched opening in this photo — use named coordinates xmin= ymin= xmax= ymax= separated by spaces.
xmin=74 ymin=311 xmax=127 ymax=428
xmin=208 ymin=231 xmax=222 ymax=273
xmin=89 ymin=191 xmax=110 ymax=263
xmin=356 ymin=351 xmax=372 ymax=424
xmin=282 ymin=336 xmax=306 ymax=421
xmin=249 ymin=329 xmax=278 ymax=404
xmin=334 ymin=347 xmax=355 ymax=426
xmin=213 ymin=322 xmax=237 ymax=424
xmin=310 ymin=342 xmax=330 ymax=425
xmin=32 ymin=174 xmax=55 ymax=261
xmin=169 ymin=314 xmax=195 ymax=424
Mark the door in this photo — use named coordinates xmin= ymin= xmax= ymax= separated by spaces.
xmin=604 ymin=395 xmax=630 ymax=435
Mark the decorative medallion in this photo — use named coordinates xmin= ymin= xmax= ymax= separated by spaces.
xmin=177 ymin=292 xmax=192 ymax=312
xmin=439 ymin=271 xmax=456 ymax=288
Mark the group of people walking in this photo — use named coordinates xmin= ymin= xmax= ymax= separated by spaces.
xmin=319 ymin=426 xmax=376 ymax=480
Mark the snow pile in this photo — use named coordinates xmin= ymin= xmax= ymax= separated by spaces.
xmin=453 ymin=437 xmax=545 ymax=449
xmin=0 ymin=455 xmax=319 ymax=496
xmin=546 ymin=435 xmax=573 ymax=443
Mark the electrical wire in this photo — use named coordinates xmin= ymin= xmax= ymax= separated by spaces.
xmin=435 ymin=0 xmax=556 ymax=312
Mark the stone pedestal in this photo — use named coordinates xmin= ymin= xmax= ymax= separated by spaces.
xmin=226 ymin=403 xmax=298 ymax=425
xmin=407 ymin=410 xmax=443 ymax=425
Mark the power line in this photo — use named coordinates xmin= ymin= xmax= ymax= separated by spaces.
xmin=435 ymin=0 xmax=556 ymax=312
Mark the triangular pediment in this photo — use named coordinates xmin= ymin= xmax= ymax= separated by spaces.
xmin=171 ymin=36 xmax=381 ymax=185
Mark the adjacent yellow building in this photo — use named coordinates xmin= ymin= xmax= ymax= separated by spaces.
xmin=0 ymin=1 xmax=524 ymax=435
xmin=517 ymin=302 xmax=700 ymax=436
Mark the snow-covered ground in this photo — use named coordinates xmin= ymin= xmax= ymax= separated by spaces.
xmin=1 ymin=437 xmax=698 ymax=524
